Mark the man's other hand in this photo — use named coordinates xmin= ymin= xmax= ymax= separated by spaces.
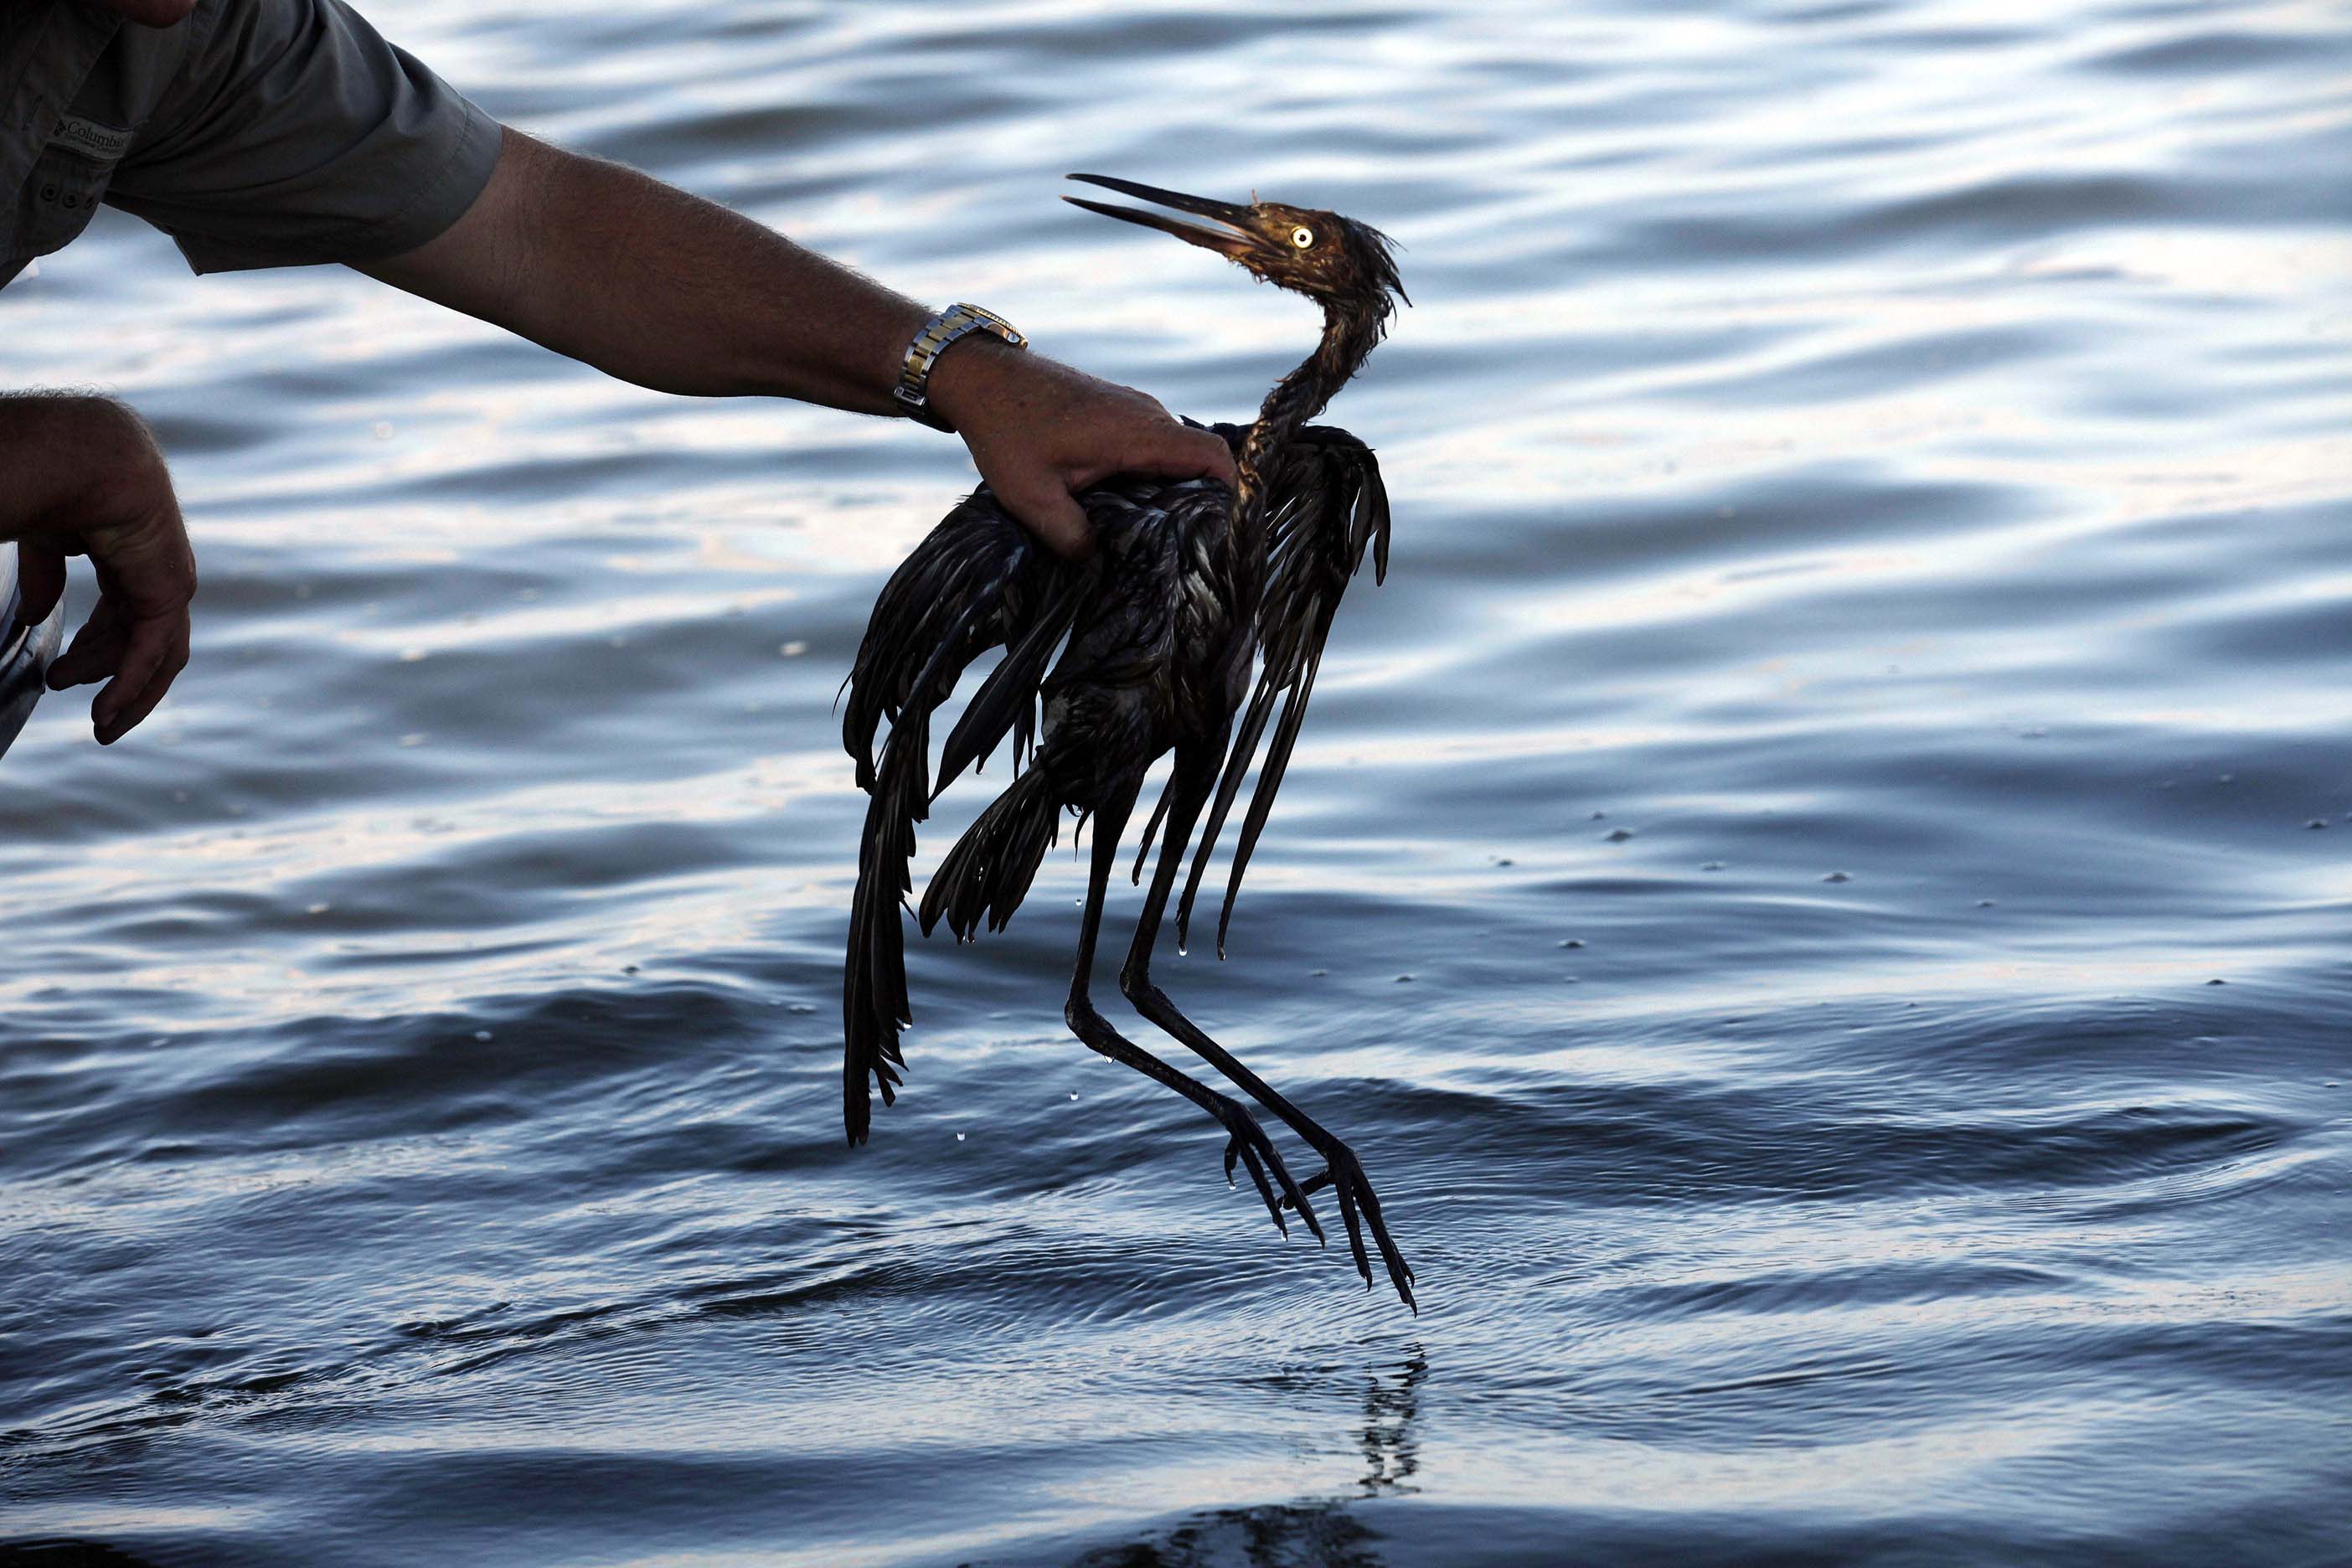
xmin=929 ymin=343 xmax=1240 ymax=560
xmin=2 ymin=395 xmax=197 ymax=745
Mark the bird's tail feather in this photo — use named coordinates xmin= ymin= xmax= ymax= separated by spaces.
xmin=843 ymin=699 xmax=933 ymax=1146
xmin=841 ymin=498 xmax=1084 ymax=1146
xmin=920 ymin=765 xmax=1060 ymax=945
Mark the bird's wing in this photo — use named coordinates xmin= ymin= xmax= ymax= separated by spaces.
xmin=1178 ymin=425 xmax=1391 ymax=957
xmin=841 ymin=492 xmax=1082 ymax=1144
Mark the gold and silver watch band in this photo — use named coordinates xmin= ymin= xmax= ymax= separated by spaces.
xmin=893 ymin=302 xmax=1027 ymax=431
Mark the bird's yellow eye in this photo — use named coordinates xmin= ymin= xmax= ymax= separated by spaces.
xmin=1291 ymin=226 xmax=1315 ymax=249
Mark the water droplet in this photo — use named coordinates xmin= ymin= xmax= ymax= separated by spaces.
xmin=1395 ymin=974 xmax=1415 ymax=983
xmin=305 ymin=902 xmax=329 ymax=916
xmin=399 ymin=647 xmax=427 ymax=663
xmin=780 ymin=640 xmax=808 ymax=658
xmin=1823 ymin=871 xmax=1850 ymax=883
xmin=473 ymin=1029 xmax=493 ymax=1042
xmin=789 ymin=1003 xmax=815 ymax=1014
xmin=398 ymin=732 xmax=427 ymax=747
xmin=1604 ymin=828 xmax=1633 ymax=843
xmin=2206 ymin=977 xmax=2226 ymax=986
xmin=1559 ymin=938 xmax=1583 ymax=949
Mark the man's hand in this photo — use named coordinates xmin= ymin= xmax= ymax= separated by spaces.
xmin=930 ymin=343 xmax=1238 ymax=559
xmin=1 ymin=395 xmax=197 ymax=745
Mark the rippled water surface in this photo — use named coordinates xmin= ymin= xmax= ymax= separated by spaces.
xmin=6 ymin=1 xmax=2350 ymax=1563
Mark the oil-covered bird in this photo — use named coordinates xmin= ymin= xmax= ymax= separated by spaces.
xmin=840 ymin=175 xmax=1413 ymax=1308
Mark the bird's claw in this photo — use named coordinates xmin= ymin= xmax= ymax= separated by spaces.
xmin=1214 ymin=1098 xmax=1324 ymax=1245
xmin=1277 ymin=1168 xmax=1334 ymax=1204
xmin=1288 ymin=1144 xmax=1415 ymax=1313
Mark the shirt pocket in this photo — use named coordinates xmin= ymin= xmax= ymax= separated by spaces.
xmin=16 ymin=142 xmax=122 ymax=260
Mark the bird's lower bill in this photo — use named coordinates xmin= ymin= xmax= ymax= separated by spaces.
xmin=1064 ymin=173 xmax=1260 ymax=261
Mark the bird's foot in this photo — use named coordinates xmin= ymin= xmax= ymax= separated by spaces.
xmin=1213 ymin=1095 xmax=1325 ymax=1245
xmin=1282 ymin=1143 xmax=1416 ymax=1312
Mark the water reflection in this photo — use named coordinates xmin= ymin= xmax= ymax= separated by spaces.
xmin=1063 ymin=1350 xmax=1429 ymax=1566
xmin=1355 ymin=1350 xmax=1428 ymax=1498
xmin=1067 ymin=1502 xmax=1384 ymax=1568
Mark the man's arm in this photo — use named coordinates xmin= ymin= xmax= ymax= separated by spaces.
xmin=0 ymin=395 xmax=198 ymax=745
xmin=358 ymin=128 xmax=1238 ymax=556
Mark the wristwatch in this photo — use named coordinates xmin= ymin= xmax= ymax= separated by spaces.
xmin=893 ymin=302 xmax=1027 ymax=431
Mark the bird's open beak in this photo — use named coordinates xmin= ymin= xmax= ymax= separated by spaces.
xmin=1064 ymin=174 xmax=1258 ymax=260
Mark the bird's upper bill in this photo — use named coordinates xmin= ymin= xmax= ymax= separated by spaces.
xmin=1064 ymin=173 xmax=1406 ymax=307
xmin=1064 ymin=174 xmax=1266 ymax=259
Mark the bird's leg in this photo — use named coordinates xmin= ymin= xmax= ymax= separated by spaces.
xmin=1120 ymin=751 xmax=1415 ymax=1310
xmin=1062 ymin=771 xmax=1308 ymax=1240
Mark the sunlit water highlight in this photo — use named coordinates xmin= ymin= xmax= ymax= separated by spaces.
xmin=4 ymin=1 xmax=2349 ymax=1564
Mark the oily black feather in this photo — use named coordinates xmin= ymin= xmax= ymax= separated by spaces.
xmin=1166 ymin=424 xmax=1391 ymax=956
xmin=840 ymin=493 xmax=1065 ymax=792
xmin=841 ymin=493 xmax=1075 ymax=1145
xmin=841 ymin=472 xmax=1240 ymax=1142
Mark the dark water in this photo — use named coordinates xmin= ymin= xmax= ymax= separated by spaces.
xmin=5 ymin=1 xmax=2350 ymax=1563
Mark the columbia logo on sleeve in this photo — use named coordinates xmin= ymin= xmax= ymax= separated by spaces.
xmin=49 ymin=116 xmax=134 ymax=162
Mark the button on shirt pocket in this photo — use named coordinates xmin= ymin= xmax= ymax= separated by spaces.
xmin=17 ymin=143 xmax=122 ymax=261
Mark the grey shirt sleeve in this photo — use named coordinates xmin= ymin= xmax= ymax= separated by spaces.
xmin=103 ymin=0 xmax=502 ymax=275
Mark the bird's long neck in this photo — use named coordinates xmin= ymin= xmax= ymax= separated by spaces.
xmin=1235 ymin=301 xmax=1385 ymax=549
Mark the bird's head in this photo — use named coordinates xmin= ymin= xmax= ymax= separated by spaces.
xmin=1065 ymin=174 xmax=1405 ymax=318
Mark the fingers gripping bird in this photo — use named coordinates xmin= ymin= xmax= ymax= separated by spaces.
xmin=840 ymin=176 xmax=1413 ymax=1308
